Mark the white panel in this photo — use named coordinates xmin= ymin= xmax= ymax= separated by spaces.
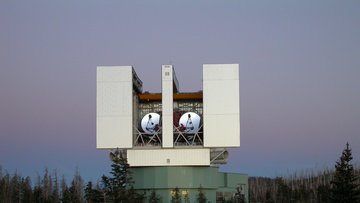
xmin=203 ymin=64 xmax=240 ymax=147
xmin=203 ymin=64 xmax=239 ymax=80
xmin=97 ymin=66 xmax=133 ymax=82
xmin=127 ymin=149 xmax=210 ymax=166
xmin=97 ymin=82 xmax=132 ymax=116
xmin=97 ymin=117 xmax=132 ymax=148
xmin=203 ymin=80 xmax=239 ymax=115
xmin=162 ymin=65 xmax=174 ymax=148
xmin=204 ymin=115 xmax=240 ymax=147
xmin=96 ymin=66 xmax=133 ymax=149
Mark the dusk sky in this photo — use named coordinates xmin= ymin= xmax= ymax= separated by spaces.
xmin=1 ymin=1 xmax=359 ymax=181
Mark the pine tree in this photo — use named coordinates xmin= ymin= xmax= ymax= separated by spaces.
xmin=51 ymin=170 xmax=60 ymax=203
xmin=42 ymin=168 xmax=52 ymax=203
xmin=85 ymin=181 xmax=105 ymax=203
xmin=317 ymin=184 xmax=331 ymax=203
xmin=3 ymin=173 xmax=12 ymax=203
xmin=10 ymin=173 xmax=21 ymax=203
xmin=171 ymin=187 xmax=182 ymax=203
xmin=265 ymin=189 xmax=275 ymax=203
xmin=102 ymin=149 xmax=136 ymax=203
xmin=197 ymin=185 xmax=207 ymax=203
xmin=84 ymin=181 xmax=94 ymax=203
xmin=331 ymin=142 xmax=360 ymax=203
xmin=148 ymin=191 xmax=160 ymax=203
xmin=22 ymin=176 xmax=33 ymax=202
xmin=69 ymin=169 xmax=85 ymax=203
xmin=234 ymin=185 xmax=246 ymax=203
xmin=60 ymin=175 xmax=72 ymax=203
xmin=33 ymin=174 xmax=43 ymax=203
xmin=275 ymin=177 xmax=291 ymax=203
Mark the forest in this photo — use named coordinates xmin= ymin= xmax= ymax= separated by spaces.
xmin=249 ymin=167 xmax=360 ymax=203
xmin=249 ymin=143 xmax=360 ymax=203
xmin=1 ymin=143 xmax=359 ymax=203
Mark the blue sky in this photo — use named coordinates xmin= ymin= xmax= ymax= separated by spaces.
xmin=0 ymin=0 xmax=359 ymax=181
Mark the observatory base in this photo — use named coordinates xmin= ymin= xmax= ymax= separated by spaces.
xmin=131 ymin=166 xmax=248 ymax=203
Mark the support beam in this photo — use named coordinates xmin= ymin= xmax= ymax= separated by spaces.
xmin=162 ymin=65 xmax=175 ymax=148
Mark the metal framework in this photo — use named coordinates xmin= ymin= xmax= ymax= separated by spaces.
xmin=173 ymin=124 xmax=203 ymax=146
xmin=210 ymin=148 xmax=229 ymax=165
xmin=134 ymin=100 xmax=205 ymax=147
xmin=175 ymin=101 xmax=203 ymax=115
xmin=134 ymin=102 xmax=163 ymax=147
xmin=134 ymin=126 xmax=162 ymax=147
xmin=138 ymin=102 xmax=162 ymax=116
xmin=174 ymin=100 xmax=203 ymax=146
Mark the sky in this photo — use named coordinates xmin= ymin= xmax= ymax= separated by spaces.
xmin=0 ymin=0 xmax=359 ymax=181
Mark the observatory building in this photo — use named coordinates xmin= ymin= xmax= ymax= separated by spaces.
xmin=96 ymin=64 xmax=248 ymax=202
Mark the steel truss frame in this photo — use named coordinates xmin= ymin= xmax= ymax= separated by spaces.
xmin=134 ymin=100 xmax=204 ymax=147
xmin=173 ymin=124 xmax=203 ymax=146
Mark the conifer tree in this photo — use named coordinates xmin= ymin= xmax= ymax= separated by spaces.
xmin=102 ymin=149 xmax=136 ymax=203
xmin=33 ymin=174 xmax=43 ymax=203
xmin=317 ymin=184 xmax=331 ymax=203
xmin=275 ymin=177 xmax=291 ymax=203
xmin=42 ymin=168 xmax=54 ymax=203
xmin=85 ymin=181 xmax=105 ymax=203
xmin=60 ymin=175 xmax=72 ymax=203
xmin=331 ymin=142 xmax=360 ymax=203
xmin=22 ymin=176 xmax=33 ymax=202
xmin=197 ymin=185 xmax=207 ymax=203
xmin=10 ymin=173 xmax=21 ymax=202
xmin=148 ymin=190 xmax=160 ymax=203
xmin=69 ymin=169 xmax=84 ymax=203
xmin=84 ymin=181 xmax=94 ymax=203
xmin=51 ymin=171 xmax=60 ymax=203
xmin=171 ymin=187 xmax=182 ymax=203
xmin=234 ymin=185 xmax=246 ymax=203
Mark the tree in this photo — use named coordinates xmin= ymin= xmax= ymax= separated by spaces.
xmin=127 ymin=186 xmax=145 ymax=203
xmin=171 ymin=187 xmax=182 ymax=203
xmin=60 ymin=175 xmax=72 ymax=203
xmin=234 ymin=185 xmax=246 ymax=203
xmin=275 ymin=177 xmax=291 ymax=203
xmin=22 ymin=176 xmax=33 ymax=202
xmin=42 ymin=168 xmax=52 ymax=203
xmin=197 ymin=185 xmax=207 ymax=203
xmin=84 ymin=181 xmax=94 ymax=203
xmin=85 ymin=181 xmax=104 ymax=203
xmin=317 ymin=184 xmax=331 ymax=203
xmin=33 ymin=174 xmax=44 ymax=203
xmin=102 ymin=149 xmax=139 ymax=203
xmin=51 ymin=170 xmax=60 ymax=203
xmin=331 ymin=142 xmax=360 ymax=203
xmin=265 ymin=189 xmax=275 ymax=203
xmin=148 ymin=191 xmax=160 ymax=203
xmin=10 ymin=173 xmax=21 ymax=202
xmin=69 ymin=169 xmax=85 ymax=203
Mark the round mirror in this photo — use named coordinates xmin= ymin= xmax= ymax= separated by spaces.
xmin=141 ymin=113 xmax=161 ymax=134
xmin=178 ymin=112 xmax=201 ymax=134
